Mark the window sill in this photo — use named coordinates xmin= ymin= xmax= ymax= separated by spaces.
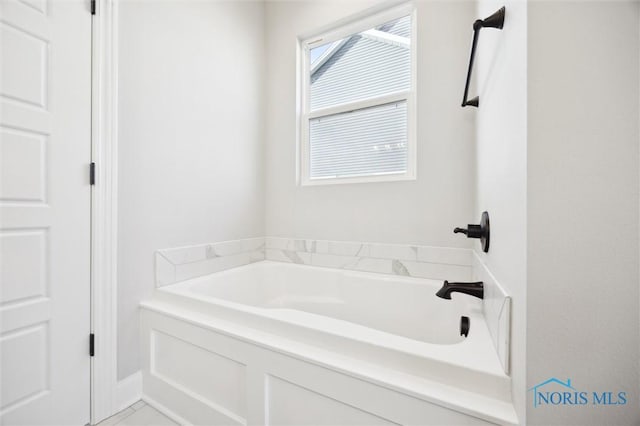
xmin=300 ymin=172 xmax=416 ymax=187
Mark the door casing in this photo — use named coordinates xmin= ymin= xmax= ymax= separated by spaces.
xmin=90 ymin=0 xmax=120 ymax=423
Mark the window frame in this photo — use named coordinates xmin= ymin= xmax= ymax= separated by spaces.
xmin=298 ymin=3 xmax=417 ymax=186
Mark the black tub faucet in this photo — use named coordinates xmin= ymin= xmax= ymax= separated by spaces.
xmin=436 ymin=280 xmax=484 ymax=300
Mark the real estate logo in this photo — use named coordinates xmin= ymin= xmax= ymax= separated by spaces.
xmin=528 ymin=378 xmax=627 ymax=408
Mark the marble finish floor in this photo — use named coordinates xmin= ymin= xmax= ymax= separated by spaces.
xmin=96 ymin=401 xmax=176 ymax=426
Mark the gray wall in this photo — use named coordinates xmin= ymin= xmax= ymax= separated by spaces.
xmin=526 ymin=2 xmax=639 ymax=424
xmin=264 ymin=0 xmax=477 ymax=247
xmin=117 ymin=0 xmax=266 ymax=380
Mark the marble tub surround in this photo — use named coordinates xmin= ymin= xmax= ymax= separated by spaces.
xmin=155 ymin=237 xmax=265 ymax=287
xmin=155 ymin=236 xmax=510 ymax=374
xmin=472 ymin=253 xmax=512 ymax=375
xmin=154 ymin=236 xmax=510 ymax=380
xmin=265 ymin=237 xmax=474 ymax=282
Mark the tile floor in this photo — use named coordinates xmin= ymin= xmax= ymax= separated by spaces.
xmin=96 ymin=401 xmax=177 ymax=426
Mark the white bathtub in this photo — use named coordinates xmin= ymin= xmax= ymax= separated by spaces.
xmin=140 ymin=261 xmax=517 ymax=425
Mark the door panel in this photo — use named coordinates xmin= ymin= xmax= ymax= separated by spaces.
xmin=0 ymin=0 xmax=92 ymax=424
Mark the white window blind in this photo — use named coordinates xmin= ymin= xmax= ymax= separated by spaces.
xmin=310 ymin=101 xmax=407 ymax=179
xmin=302 ymin=13 xmax=414 ymax=184
xmin=310 ymin=32 xmax=411 ymax=110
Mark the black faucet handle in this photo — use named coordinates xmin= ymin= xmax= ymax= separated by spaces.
xmin=454 ymin=224 xmax=483 ymax=238
xmin=453 ymin=227 xmax=469 ymax=235
xmin=453 ymin=212 xmax=490 ymax=253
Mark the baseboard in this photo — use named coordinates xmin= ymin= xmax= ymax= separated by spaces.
xmin=115 ymin=371 xmax=142 ymax=412
xmin=142 ymin=394 xmax=191 ymax=425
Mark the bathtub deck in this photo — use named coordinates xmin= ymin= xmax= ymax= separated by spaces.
xmin=141 ymin=300 xmax=518 ymax=425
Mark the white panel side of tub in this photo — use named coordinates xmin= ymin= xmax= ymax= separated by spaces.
xmin=152 ymin=330 xmax=247 ymax=422
xmin=140 ymin=307 xmax=514 ymax=425
xmin=264 ymin=0 xmax=477 ymax=248
xmin=265 ymin=376 xmax=396 ymax=426
xmin=117 ymin=0 xmax=266 ymax=380
xmin=474 ymin=0 xmax=527 ymax=422
xmin=526 ymin=2 xmax=639 ymax=424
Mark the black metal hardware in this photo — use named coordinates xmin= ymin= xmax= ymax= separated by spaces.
xmin=90 ymin=162 xmax=95 ymax=185
xmin=436 ymin=281 xmax=484 ymax=300
xmin=460 ymin=316 xmax=470 ymax=337
xmin=461 ymin=6 xmax=505 ymax=108
xmin=91 ymin=0 xmax=96 ymax=15
xmin=89 ymin=333 xmax=95 ymax=357
xmin=454 ymin=211 xmax=490 ymax=253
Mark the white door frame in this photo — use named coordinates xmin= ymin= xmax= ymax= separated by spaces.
xmin=90 ymin=0 xmax=120 ymax=423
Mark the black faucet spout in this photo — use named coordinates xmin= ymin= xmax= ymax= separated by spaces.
xmin=436 ymin=280 xmax=484 ymax=300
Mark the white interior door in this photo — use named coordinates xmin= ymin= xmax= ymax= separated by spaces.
xmin=0 ymin=0 xmax=92 ymax=424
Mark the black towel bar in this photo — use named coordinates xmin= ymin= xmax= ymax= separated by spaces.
xmin=461 ymin=6 xmax=506 ymax=108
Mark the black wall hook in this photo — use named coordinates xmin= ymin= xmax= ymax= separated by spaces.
xmin=461 ymin=6 xmax=505 ymax=108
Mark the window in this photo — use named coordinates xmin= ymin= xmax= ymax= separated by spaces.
xmin=299 ymin=5 xmax=416 ymax=185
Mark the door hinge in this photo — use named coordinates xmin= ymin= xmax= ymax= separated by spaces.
xmin=91 ymin=0 xmax=96 ymax=15
xmin=90 ymin=162 xmax=95 ymax=185
xmin=90 ymin=333 xmax=95 ymax=357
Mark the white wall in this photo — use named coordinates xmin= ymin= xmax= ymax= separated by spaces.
xmin=117 ymin=0 xmax=265 ymax=380
xmin=475 ymin=3 xmax=640 ymax=424
xmin=526 ymin=2 xmax=639 ymax=424
xmin=264 ymin=0 xmax=477 ymax=247
xmin=474 ymin=1 xmax=528 ymax=422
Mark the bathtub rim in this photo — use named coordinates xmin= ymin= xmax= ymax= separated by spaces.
xmin=158 ymin=261 xmax=501 ymax=372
